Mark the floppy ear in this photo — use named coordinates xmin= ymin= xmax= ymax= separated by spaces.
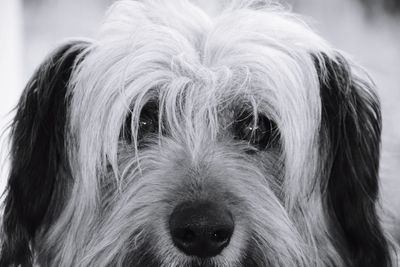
xmin=316 ymin=53 xmax=392 ymax=267
xmin=0 ymin=40 xmax=90 ymax=266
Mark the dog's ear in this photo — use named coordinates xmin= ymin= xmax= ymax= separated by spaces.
xmin=0 ymin=40 xmax=90 ymax=266
xmin=316 ymin=53 xmax=392 ymax=266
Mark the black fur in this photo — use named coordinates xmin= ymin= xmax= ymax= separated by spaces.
xmin=317 ymin=53 xmax=392 ymax=267
xmin=0 ymin=40 xmax=90 ymax=266
xmin=359 ymin=0 xmax=400 ymax=15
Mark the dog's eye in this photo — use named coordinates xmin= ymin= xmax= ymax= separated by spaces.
xmin=234 ymin=111 xmax=278 ymax=150
xmin=137 ymin=102 xmax=159 ymax=141
xmin=121 ymin=102 xmax=159 ymax=144
xmin=138 ymin=111 xmax=158 ymax=138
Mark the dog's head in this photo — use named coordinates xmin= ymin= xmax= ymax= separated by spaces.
xmin=0 ymin=1 xmax=394 ymax=266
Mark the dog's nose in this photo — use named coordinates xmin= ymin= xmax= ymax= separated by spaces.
xmin=169 ymin=201 xmax=234 ymax=258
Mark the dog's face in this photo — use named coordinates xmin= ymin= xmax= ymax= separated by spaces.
xmin=0 ymin=1 xmax=394 ymax=267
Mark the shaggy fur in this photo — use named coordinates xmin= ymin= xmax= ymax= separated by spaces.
xmin=0 ymin=0 xmax=397 ymax=266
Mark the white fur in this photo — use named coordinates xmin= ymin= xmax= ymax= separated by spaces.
xmin=36 ymin=1 xmax=374 ymax=266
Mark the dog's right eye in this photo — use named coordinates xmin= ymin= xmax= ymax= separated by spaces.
xmin=137 ymin=110 xmax=158 ymax=139
xmin=122 ymin=102 xmax=159 ymax=144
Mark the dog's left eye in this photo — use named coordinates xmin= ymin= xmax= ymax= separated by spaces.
xmin=234 ymin=111 xmax=278 ymax=150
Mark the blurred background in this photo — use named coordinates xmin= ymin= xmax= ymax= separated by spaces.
xmin=0 ymin=0 xmax=399 ymax=241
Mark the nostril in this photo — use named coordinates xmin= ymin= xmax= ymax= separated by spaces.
xmin=211 ymin=229 xmax=231 ymax=243
xmin=174 ymin=227 xmax=196 ymax=244
xmin=169 ymin=201 xmax=234 ymax=258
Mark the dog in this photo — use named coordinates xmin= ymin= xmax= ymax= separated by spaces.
xmin=0 ymin=0 xmax=397 ymax=266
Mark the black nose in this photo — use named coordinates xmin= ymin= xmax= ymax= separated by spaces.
xmin=169 ymin=201 xmax=234 ymax=258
